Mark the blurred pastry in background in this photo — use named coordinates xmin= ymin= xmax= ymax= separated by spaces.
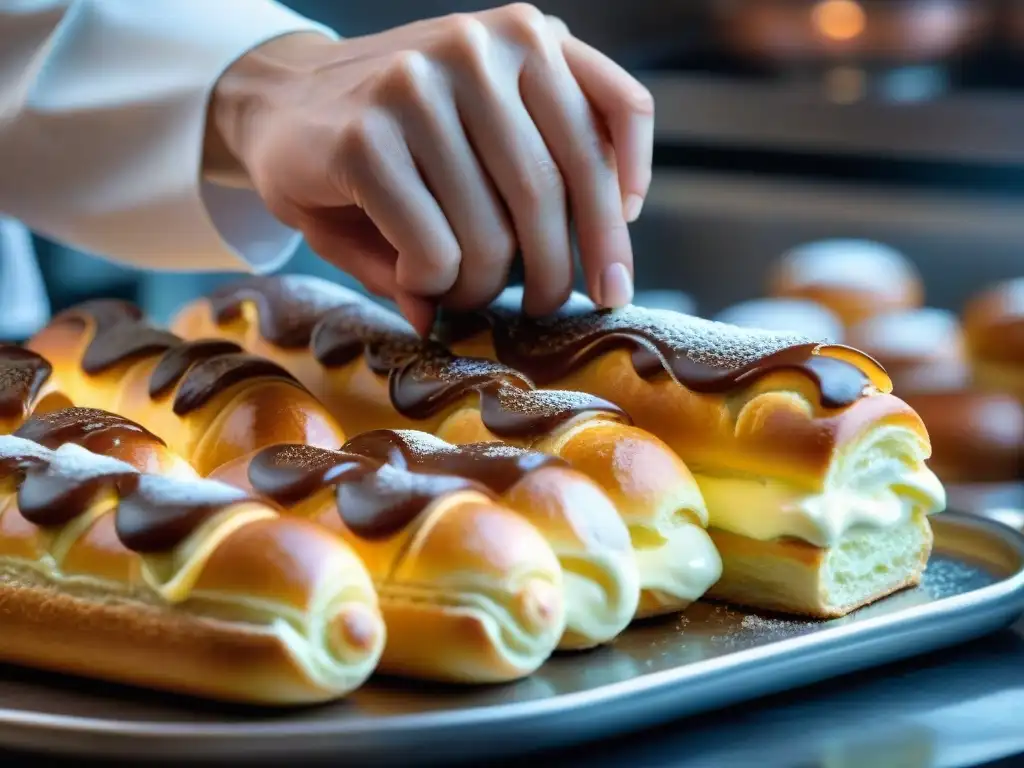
xmin=846 ymin=308 xmax=968 ymax=395
xmin=712 ymin=298 xmax=845 ymax=341
xmin=963 ymin=278 xmax=1024 ymax=401
xmin=767 ymin=239 xmax=923 ymax=327
xmin=633 ymin=289 xmax=697 ymax=316
xmin=901 ymin=391 xmax=1023 ymax=484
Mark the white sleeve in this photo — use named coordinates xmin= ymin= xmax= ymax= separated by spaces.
xmin=0 ymin=0 xmax=338 ymax=273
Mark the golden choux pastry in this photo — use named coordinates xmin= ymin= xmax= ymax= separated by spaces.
xmin=210 ymin=442 xmax=567 ymax=682
xmin=22 ymin=403 xmax=635 ymax=654
xmin=25 ymin=300 xmax=345 ymax=475
xmin=440 ymin=288 xmax=947 ymax=619
xmin=0 ymin=435 xmax=384 ymax=705
xmin=172 ymin=276 xmax=722 ymax=619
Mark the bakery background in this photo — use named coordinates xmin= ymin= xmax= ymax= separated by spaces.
xmin=6 ymin=0 xmax=1024 ymax=489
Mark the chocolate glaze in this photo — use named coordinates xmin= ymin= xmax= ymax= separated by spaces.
xmin=246 ymin=442 xmax=491 ymax=539
xmin=0 ymin=346 xmax=53 ymax=421
xmin=52 ymin=300 xmax=179 ymax=375
xmin=0 ymin=436 xmax=256 ymax=550
xmin=336 ymin=463 xmax=485 ymax=540
xmin=170 ymin=353 xmax=297 ymax=415
xmin=248 ymin=444 xmax=377 ymax=508
xmin=14 ymin=407 xmax=166 ymax=455
xmin=203 ymin=276 xmax=627 ymax=438
xmin=440 ymin=289 xmax=877 ymax=410
xmin=344 ymin=429 xmax=566 ymax=495
xmin=208 ymin=275 xmax=355 ymax=349
xmin=50 ymin=300 xmax=306 ymax=416
xmin=149 ymin=340 xmax=244 ymax=399
xmin=19 ymin=460 xmax=138 ymax=528
xmin=115 ymin=473 xmax=253 ymax=553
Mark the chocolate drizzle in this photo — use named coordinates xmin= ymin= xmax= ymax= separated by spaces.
xmin=209 ymin=275 xmax=355 ymax=349
xmin=48 ymin=301 xmax=305 ymax=415
xmin=170 ymin=353 xmax=298 ymax=415
xmin=247 ymin=444 xmax=376 ymax=508
xmin=336 ymin=464 xmax=483 ymax=540
xmin=246 ymin=442 xmax=491 ymax=539
xmin=14 ymin=407 xmax=166 ymax=455
xmin=344 ymin=429 xmax=565 ymax=495
xmin=114 ymin=473 xmax=253 ymax=553
xmin=149 ymin=340 xmax=243 ymax=399
xmin=52 ymin=300 xmax=179 ymax=375
xmin=0 ymin=346 xmax=53 ymax=421
xmin=204 ymin=275 xmax=627 ymax=438
xmin=440 ymin=289 xmax=878 ymax=410
xmin=0 ymin=436 xmax=256 ymax=550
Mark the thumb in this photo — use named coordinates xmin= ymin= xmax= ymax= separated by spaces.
xmin=301 ymin=210 xmax=437 ymax=336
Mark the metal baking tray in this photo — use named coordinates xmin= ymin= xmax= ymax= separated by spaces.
xmin=948 ymin=483 xmax=1024 ymax=531
xmin=0 ymin=510 xmax=1021 ymax=765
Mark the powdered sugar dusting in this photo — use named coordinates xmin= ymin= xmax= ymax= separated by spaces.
xmin=410 ymin=350 xmax=530 ymax=387
xmin=354 ymin=461 xmax=479 ymax=505
xmin=390 ymin=429 xmax=531 ymax=461
xmin=267 ymin=443 xmax=345 ymax=472
xmin=492 ymin=381 xmax=615 ymax=419
xmin=47 ymin=442 xmax=137 ymax=481
xmin=492 ymin=290 xmax=814 ymax=372
xmin=389 ymin=430 xmax=458 ymax=458
xmin=275 ymin=274 xmax=362 ymax=314
xmin=0 ymin=435 xmax=55 ymax=464
xmin=131 ymin=472 xmax=249 ymax=507
xmin=0 ymin=347 xmax=49 ymax=407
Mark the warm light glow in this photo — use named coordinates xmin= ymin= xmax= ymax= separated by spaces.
xmin=811 ymin=0 xmax=867 ymax=42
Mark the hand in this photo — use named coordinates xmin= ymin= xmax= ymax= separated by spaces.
xmin=206 ymin=4 xmax=653 ymax=334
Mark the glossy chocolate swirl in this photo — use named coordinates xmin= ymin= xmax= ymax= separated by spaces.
xmin=0 ymin=346 xmax=53 ymax=421
xmin=344 ymin=429 xmax=566 ymax=495
xmin=440 ymin=289 xmax=878 ymax=410
xmin=0 ymin=436 xmax=258 ymax=551
xmin=15 ymin=406 xmax=166 ymax=455
xmin=49 ymin=300 xmax=304 ymax=415
xmin=247 ymin=443 xmax=490 ymax=539
xmin=202 ymin=275 xmax=627 ymax=437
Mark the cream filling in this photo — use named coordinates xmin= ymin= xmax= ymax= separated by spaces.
xmin=632 ymin=522 xmax=722 ymax=606
xmin=694 ymin=428 xmax=947 ymax=548
xmin=557 ymin=549 xmax=640 ymax=646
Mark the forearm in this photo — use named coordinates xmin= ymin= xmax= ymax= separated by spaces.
xmin=0 ymin=0 xmax=335 ymax=273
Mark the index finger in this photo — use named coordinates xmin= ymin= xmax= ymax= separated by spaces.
xmin=560 ymin=36 xmax=654 ymax=222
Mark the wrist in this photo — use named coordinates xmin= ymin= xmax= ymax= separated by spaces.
xmin=203 ymin=31 xmax=335 ymax=187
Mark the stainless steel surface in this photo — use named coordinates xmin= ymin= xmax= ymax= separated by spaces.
xmin=0 ymin=512 xmax=1019 ymax=764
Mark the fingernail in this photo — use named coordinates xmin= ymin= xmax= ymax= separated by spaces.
xmin=599 ymin=263 xmax=633 ymax=308
xmin=624 ymin=194 xmax=644 ymax=223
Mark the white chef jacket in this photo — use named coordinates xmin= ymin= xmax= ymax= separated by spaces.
xmin=0 ymin=0 xmax=336 ymax=275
